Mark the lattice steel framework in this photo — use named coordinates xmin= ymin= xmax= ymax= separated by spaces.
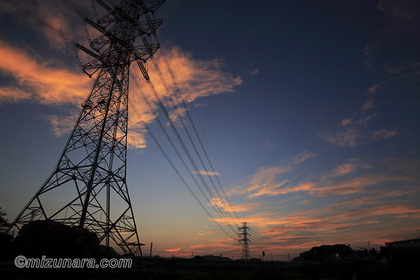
xmin=238 ymin=222 xmax=251 ymax=260
xmin=7 ymin=0 xmax=164 ymax=257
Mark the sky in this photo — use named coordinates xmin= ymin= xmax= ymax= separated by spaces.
xmin=1 ymin=0 xmax=420 ymax=261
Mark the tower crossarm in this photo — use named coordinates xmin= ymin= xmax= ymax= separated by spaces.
xmin=82 ymin=1 xmax=163 ymax=77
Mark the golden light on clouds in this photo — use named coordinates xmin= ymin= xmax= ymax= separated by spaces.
xmin=0 ymin=41 xmax=90 ymax=104
xmin=0 ymin=40 xmax=242 ymax=150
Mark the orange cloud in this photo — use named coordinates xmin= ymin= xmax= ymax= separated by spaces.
xmin=165 ymin=247 xmax=181 ymax=252
xmin=331 ymin=163 xmax=357 ymax=177
xmin=313 ymin=174 xmax=408 ymax=196
xmin=0 ymin=41 xmax=91 ymax=104
xmin=114 ymin=47 xmax=242 ymax=150
xmin=194 ymin=198 xmax=420 ymax=260
xmin=197 ymin=230 xmax=216 ymax=236
xmin=210 ymin=197 xmax=260 ymax=214
xmin=0 ymin=40 xmax=242 ymax=150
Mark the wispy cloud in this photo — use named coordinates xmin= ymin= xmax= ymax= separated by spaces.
xmin=212 ymin=152 xmax=418 ymax=253
xmin=312 ymin=174 xmax=408 ymax=196
xmin=43 ymin=110 xmax=79 ymax=137
xmin=249 ymin=68 xmax=259 ymax=76
xmin=197 ymin=230 xmax=216 ymax=236
xmin=192 ymin=170 xmax=221 ymax=176
xmin=218 ymin=152 xmax=420 ymax=257
xmin=289 ymin=151 xmax=317 ymax=164
xmin=229 ymin=151 xmax=316 ymax=198
xmin=232 ymin=198 xmax=420 ymax=256
xmin=264 ymin=140 xmax=276 ymax=150
xmin=378 ymin=0 xmax=420 ymax=22
xmin=320 ymin=98 xmax=398 ymax=147
xmin=210 ymin=197 xmax=260 ymax=213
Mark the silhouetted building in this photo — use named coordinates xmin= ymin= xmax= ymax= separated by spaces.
xmin=381 ymin=238 xmax=420 ymax=269
xmin=385 ymin=238 xmax=420 ymax=248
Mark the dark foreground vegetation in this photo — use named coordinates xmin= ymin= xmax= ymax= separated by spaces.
xmin=0 ymin=257 xmax=417 ymax=280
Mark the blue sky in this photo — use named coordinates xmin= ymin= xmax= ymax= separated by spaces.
xmin=0 ymin=0 xmax=420 ymax=260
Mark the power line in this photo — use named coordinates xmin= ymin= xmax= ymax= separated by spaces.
xmin=7 ymin=0 xmax=99 ymax=60
xmin=8 ymin=0 xmax=252 ymax=243
xmin=143 ymin=77 xmax=239 ymax=236
xmin=129 ymin=92 xmax=238 ymax=241
xmin=151 ymin=26 xmax=243 ymax=225
xmin=156 ymin=46 xmax=243 ymax=226
xmin=146 ymin=58 xmax=239 ymax=233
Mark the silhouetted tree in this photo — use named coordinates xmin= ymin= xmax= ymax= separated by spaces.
xmin=0 ymin=208 xmax=15 ymax=260
xmin=0 ymin=207 xmax=9 ymax=231
xmin=14 ymin=220 xmax=100 ymax=258
xmin=298 ymin=244 xmax=354 ymax=262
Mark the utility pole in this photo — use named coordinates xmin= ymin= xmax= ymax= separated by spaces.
xmin=7 ymin=0 xmax=165 ymax=259
xmin=238 ymin=222 xmax=251 ymax=260
xmin=150 ymin=242 xmax=153 ymax=257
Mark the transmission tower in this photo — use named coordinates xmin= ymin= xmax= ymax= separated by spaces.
xmin=7 ymin=0 xmax=165 ymax=258
xmin=238 ymin=222 xmax=251 ymax=260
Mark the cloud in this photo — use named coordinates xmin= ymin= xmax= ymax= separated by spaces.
xmin=249 ymin=69 xmax=259 ymax=76
xmin=0 ymin=41 xmax=91 ymax=105
xmin=320 ymin=100 xmax=398 ymax=147
xmin=229 ymin=151 xmax=316 ymax=198
xmin=43 ymin=111 xmax=79 ymax=137
xmin=110 ymin=47 xmax=243 ymax=149
xmin=165 ymin=247 xmax=181 ymax=252
xmin=344 ymin=204 xmax=420 ymax=219
xmin=147 ymin=47 xmax=243 ymax=104
xmin=378 ymin=0 xmax=420 ymax=22
xmin=210 ymin=197 xmax=260 ymax=213
xmin=264 ymin=140 xmax=276 ymax=150
xmin=0 ymin=87 xmax=32 ymax=103
xmin=322 ymin=126 xmax=398 ymax=148
xmin=361 ymin=98 xmax=375 ymax=112
xmin=4 ymin=0 xmax=90 ymax=51
xmin=234 ymin=197 xmax=420 ymax=254
xmin=325 ymin=161 xmax=372 ymax=179
xmin=366 ymin=83 xmax=381 ymax=94
xmin=188 ymin=238 xmax=241 ymax=256
xmin=288 ymin=151 xmax=317 ymax=164
xmin=192 ymin=170 xmax=221 ymax=176
xmin=197 ymin=230 xmax=216 ymax=236
xmin=0 ymin=38 xmax=242 ymax=150
xmin=330 ymin=163 xmax=357 ymax=177
xmin=313 ymin=174 xmax=407 ymax=196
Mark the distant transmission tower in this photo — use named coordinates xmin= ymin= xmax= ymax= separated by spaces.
xmin=7 ymin=0 xmax=165 ymax=258
xmin=238 ymin=222 xmax=251 ymax=260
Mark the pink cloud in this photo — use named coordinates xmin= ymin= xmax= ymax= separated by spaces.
xmin=165 ymin=247 xmax=181 ymax=252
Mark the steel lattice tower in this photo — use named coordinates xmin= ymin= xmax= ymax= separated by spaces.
xmin=7 ymin=0 xmax=164 ymax=258
xmin=238 ymin=222 xmax=251 ymax=260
